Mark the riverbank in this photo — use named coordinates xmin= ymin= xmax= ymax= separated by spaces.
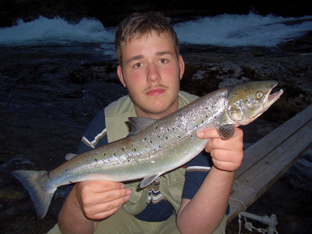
xmin=0 ymin=34 xmax=311 ymax=233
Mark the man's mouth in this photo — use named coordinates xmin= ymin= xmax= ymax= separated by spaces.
xmin=146 ymin=87 xmax=166 ymax=96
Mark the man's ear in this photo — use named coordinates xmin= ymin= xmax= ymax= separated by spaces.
xmin=178 ymin=55 xmax=185 ymax=80
xmin=117 ymin=65 xmax=127 ymax=88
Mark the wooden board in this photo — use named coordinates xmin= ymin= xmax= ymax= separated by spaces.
xmin=227 ymin=105 xmax=312 ymax=224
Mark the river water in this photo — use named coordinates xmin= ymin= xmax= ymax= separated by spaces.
xmin=0 ymin=13 xmax=312 ymax=233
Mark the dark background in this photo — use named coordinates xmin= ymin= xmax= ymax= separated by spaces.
xmin=0 ymin=1 xmax=311 ymax=233
xmin=1 ymin=0 xmax=311 ymax=27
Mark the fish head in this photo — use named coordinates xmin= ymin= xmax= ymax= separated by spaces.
xmin=227 ymin=81 xmax=283 ymax=125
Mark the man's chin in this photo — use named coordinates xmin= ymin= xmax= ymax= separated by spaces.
xmin=140 ymin=101 xmax=178 ymax=119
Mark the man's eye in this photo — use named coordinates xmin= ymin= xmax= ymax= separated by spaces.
xmin=159 ymin=58 xmax=168 ymax=64
xmin=133 ymin=63 xmax=142 ymax=68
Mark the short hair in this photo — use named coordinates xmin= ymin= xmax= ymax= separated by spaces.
xmin=115 ymin=12 xmax=179 ymax=66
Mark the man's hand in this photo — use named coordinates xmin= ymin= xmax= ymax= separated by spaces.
xmin=197 ymin=127 xmax=244 ymax=172
xmin=58 ymin=180 xmax=132 ymax=234
xmin=75 ymin=180 xmax=132 ymax=220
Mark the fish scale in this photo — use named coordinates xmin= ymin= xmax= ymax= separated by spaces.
xmin=11 ymin=81 xmax=283 ymax=219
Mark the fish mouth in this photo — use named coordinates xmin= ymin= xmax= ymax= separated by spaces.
xmin=264 ymin=83 xmax=284 ymax=109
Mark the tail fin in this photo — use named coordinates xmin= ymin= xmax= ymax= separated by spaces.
xmin=11 ymin=170 xmax=57 ymax=219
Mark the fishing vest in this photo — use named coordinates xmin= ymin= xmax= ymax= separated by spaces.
xmin=104 ymin=91 xmax=198 ymax=215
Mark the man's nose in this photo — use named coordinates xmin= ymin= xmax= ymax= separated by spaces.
xmin=147 ymin=63 xmax=160 ymax=82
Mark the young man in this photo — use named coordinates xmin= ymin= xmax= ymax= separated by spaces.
xmin=50 ymin=12 xmax=244 ymax=234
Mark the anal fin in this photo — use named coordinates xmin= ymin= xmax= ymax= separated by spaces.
xmin=139 ymin=174 xmax=161 ymax=188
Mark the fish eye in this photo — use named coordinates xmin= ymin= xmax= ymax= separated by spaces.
xmin=255 ymin=91 xmax=263 ymax=99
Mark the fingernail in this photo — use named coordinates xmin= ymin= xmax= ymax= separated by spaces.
xmin=197 ymin=131 xmax=204 ymax=137
xmin=126 ymin=189 xmax=132 ymax=195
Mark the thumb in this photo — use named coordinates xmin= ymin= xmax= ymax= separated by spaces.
xmin=197 ymin=128 xmax=219 ymax=139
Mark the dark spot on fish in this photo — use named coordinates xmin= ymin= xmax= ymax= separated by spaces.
xmin=172 ymin=128 xmax=175 ymax=131
xmin=95 ymin=159 xmax=98 ymax=162
xmin=104 ymin=153 xmax=106 ymax=156
xmin=167 ymin=128 xmax=170 ymax=131
xmin=159 ymin=145 xmax=161 ymax=148
xmin=134 ymin=148 xmax=136 ymax=151
xmin=166 ymin=137 xmax=168 ymax=140
xmin=150 ymin=140 xmax=153 ymax=143
xmin=144 ymin=137 xmax=147 ymax=141
xmin=178 ymin=136 xmax=181 ymax=139
xmin=114 ymin=153 xmax=116 ymax=156
xmin=158 ymin=135 xmax=161 ymax=138
xmin=122 ymin=147 xmax=124 ymax=151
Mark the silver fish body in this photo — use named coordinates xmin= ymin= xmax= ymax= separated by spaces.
xmin=11 ymin=81 xmax=283 ymax=219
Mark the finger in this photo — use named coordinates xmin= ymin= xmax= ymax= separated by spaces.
xmin=81 ymin=187 xmax=131 ymax=219
xmin=93 ymin=188 xmax=131 ymax=204
xmin=91 ymin=193 xmax=130 ymax=214
xmin=88 ymin=180 xmax=125 ymax=192
xmin=212 ymin=160 xmax=238 ymax=172
xmin=80 ymin=185 xmax=132 ymax=205
xmin=91 ymin=206 xmax=121 ymax=220
xmin=208 ymin=138 xmax=233 ymax=152
xmin=197 ymin=128 xmax=219 ymax=139
xmin=78 ymin=180 xmax=126 ymax=198
xmin=197 ymin=127 xmax=243 ymax=140
xmin=208 ymin=128 xmax=243 ymax=149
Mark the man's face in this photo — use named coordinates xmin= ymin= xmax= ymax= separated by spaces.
xmin=117 ymin=31 xmax=185 ymax=119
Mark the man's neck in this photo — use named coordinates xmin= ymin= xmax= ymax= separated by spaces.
xmin=134 ymin=98 xmax=179 ymax=120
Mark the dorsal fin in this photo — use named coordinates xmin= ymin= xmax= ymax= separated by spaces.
xmin=128 ymin=117 xmax=156 ymax=135
xmin=64 ymin=153 xmax=77 ymax=161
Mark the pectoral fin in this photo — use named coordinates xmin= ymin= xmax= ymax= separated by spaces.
xmin=217 ymin=124 xmax=235 ymax=140
xmin=139 ymin=174 xmax=161 ymax=188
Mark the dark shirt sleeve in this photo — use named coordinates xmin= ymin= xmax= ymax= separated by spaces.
xmin=182 ymin=151 xmax=230 ymax=214
xmin=182 ymin=151 xmax=212 ymax=199
xmin=63 ymin=108 xmax=108 ymax=196
xmin=77 ymin=108 xmax=108 ymax=154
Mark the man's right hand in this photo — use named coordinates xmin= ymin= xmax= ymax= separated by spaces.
xmin=75 ymin=180 xmax=132 ymax=220
xmin=58 ymin=180 xmax=131 ymax=234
